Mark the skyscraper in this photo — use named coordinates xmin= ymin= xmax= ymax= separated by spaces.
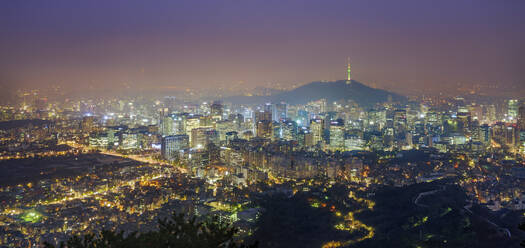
xmin=298 ymin=128 xmax=312 ymax=147
xmin=393 ymin=109 xmax=407 ymax=135
xmin=508 ymin=99 xmax=519 ymax=121
xmin=163 ymin=96 xmax=177 ymax=113
xmin=161 ymin=135 xmax=189 ymax=160
xmin=160 ymin=115 xmax=175 ymax=136
xmin=518 ymin=105 xmax=525 ymax=130
xmin=272 ymin=102 xmax=288 ymax=122
xmin=210 ymin=101 xmax=223 ymax=121
xmin=256 ymin=120 xmax=273 ymax=139
xmin=280 ymin=120 xmax=297 ymax=141
xmin=518 ymin=105 xmax=525 ymax=154
xmin=329 ymin=119 xmax=345 ymax=151
xmin=310 ymin=118 xmax=324 ymax=146
xmin=191 ymin=128 xmax=218 ymax=149
xmin=184 ymin=115 xmax=201 ymax=143
xmin=255 ymin=110 xmax=272 ymax=123
xmin=480 ymin=124 xmax=491 ymax=145
xmin=296 ymin=109 xmax=310 ymax=127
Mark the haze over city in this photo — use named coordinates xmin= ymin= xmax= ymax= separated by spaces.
xmin=1 ymin=0 xmax=525 ymax=97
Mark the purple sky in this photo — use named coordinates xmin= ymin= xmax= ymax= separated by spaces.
xmin=1 ymin=0 xmax=524 ymax=95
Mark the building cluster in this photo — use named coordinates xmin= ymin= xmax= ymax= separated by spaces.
xmin=0 ymin=154 xmax=260 ymax=247
xmin=0 ymin=89 xmax=524 ymax=247
xmin=153 ymin=97 xmax=525 ymax=163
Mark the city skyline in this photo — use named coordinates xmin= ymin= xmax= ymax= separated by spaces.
xmin=1 ymin=2 xmax=525 ymax=247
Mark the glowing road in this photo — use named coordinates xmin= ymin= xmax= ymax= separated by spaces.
xmin=322 ymin=189 xmax=375 ymax=248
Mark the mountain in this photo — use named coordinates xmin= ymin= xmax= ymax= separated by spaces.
xmin=223 ymin=80 xmax=406 ymax=107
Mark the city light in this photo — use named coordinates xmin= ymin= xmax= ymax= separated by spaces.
xmin=0 ymin=2 xmax=524 ymax=247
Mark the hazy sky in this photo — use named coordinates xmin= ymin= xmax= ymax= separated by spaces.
xmin=1 ymin=0 xmax=524 ymax=94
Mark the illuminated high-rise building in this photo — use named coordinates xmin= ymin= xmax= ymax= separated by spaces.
xmin=393 ymin=109 xmax=407 ymax=134
xmin=215 ymin=120 xmax=234 ymax=141
xmin=160 ymin=116 xmax=175 ymax=136
xmin=491 ymin=122 xmax=517 ymax=146
xmin=163 ymin=96 xmax=177 ymax=113
xmin=280 ymin=120 xmax=297 ymax=141
xmin=210 ymin=101 xmax=223 ymax=121
xmin=298 ymin=128 xmax=312 ymax=147
xmin=480 ymin=124 xmax=491 ymax=145
xmin=508 ymin=99 xmax=519 ymax=121
xmin=191 ymin=128 xmax=218 ymax=149
xmin=272 ymin=122 xmax=281 ymax=140
xmin=519 ymin=105 xmax=525 ymax=130
xmin=519 ymin=105 xmax=525 ymax=153
xmin=199 ymin=115 xmax=213 ymax=128
xmin=296 ymin=109 xmax=310 ymax=127
xmin=173 ymin=114 xmax=186 ymax=135
xmin=229 ymin=113 xmax=245 ymax=130
xmin=184 ymin=115 xmax=201 ymax=142
xmin=426 ymin=111 xmax=439 ymax=126
xmin=468 ymin=103 xmax=483 ymax=122
xmin=470 ymin=120 xmax=482 ymax=143
xmin=485 ymin=105 xmax=496 ymax=123
xmin=161 ymin=135 xmax=189 ymax=160
xmin=329 ymin=119 xmax=345 ymax=151
xmin=256 ymin=120 xmax=273 ymax=139
xmin=255 ymin=110 xmax=272 ymax=122
xmin=272 ymin=102 xmax=288 ymax=122
xmin=456 ymin=111 xmax=471 ymax=134
xmin=367 ymin=109 xmax=386 ymax=131
xmin=310 ymin=118 xmax=324 ymax=146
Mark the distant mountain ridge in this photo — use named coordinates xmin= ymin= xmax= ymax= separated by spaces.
xmin=224 ymin=80 xmax=406 ymax=107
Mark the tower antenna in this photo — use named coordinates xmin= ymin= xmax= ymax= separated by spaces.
xmin=346 ymin=57 xmax=351 ymax=84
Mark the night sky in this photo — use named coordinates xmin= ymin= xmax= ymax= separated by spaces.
xmin=1 ymin=0 xmax=524 ymax=95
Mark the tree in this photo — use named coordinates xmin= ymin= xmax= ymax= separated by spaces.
xmin=44 ymin=212 xmax=258 ymax=248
